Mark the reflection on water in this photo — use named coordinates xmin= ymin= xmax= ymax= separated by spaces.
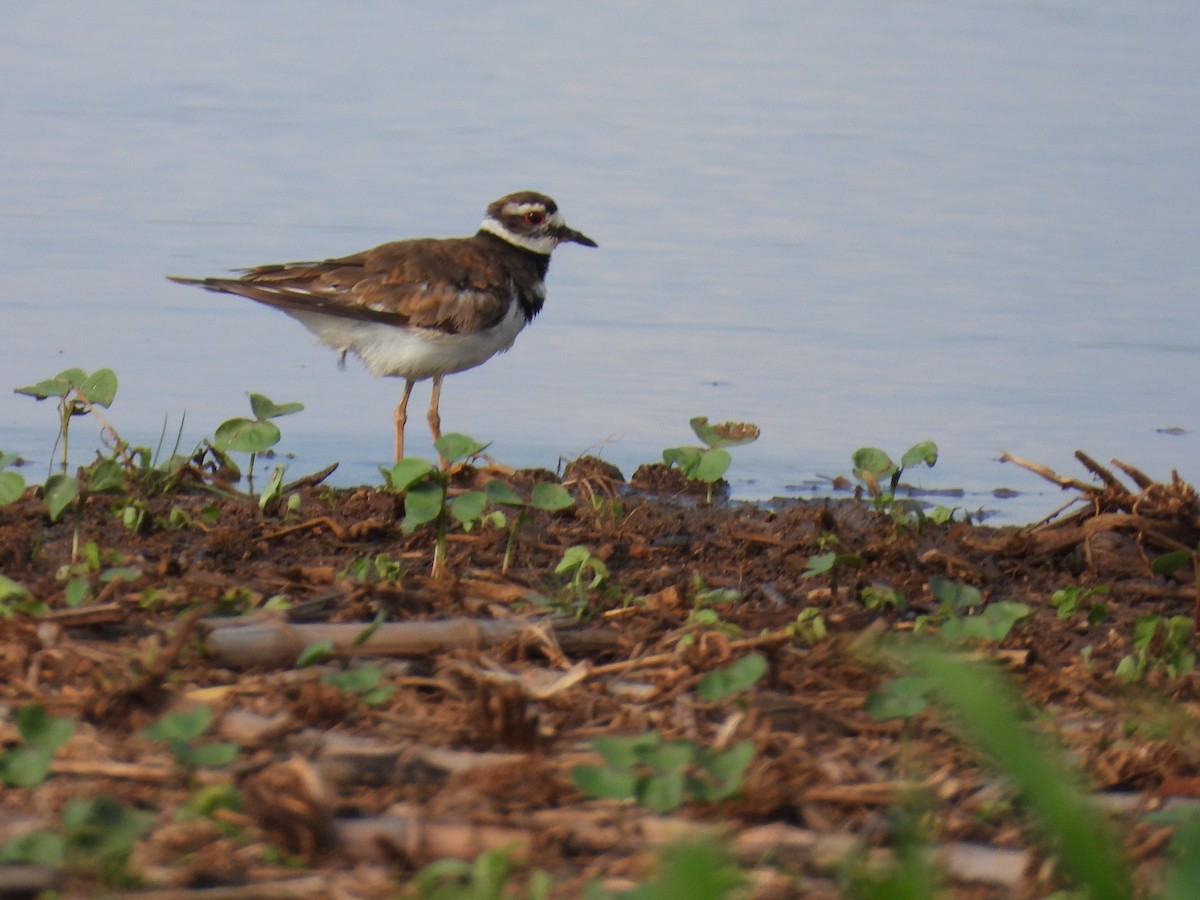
xmin=1 ymin=2 xmax=1197 ymax=524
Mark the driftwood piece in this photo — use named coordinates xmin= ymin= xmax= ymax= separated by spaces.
xmin=204 ymin=614 xmax=618 ymax=669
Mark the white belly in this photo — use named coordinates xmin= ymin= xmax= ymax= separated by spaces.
xmin=287 ymin=302 xmax=527 ymax=381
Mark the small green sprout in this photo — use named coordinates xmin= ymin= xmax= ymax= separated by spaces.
xmin=0 ymin=451 xmax=26 ymax=505
xmin=142 ymin=705 xmax=239 ymax=769
xmin=663 ymin=416 xmax=760 ymax=503
xmin=15 ymin=367 xmax=119 ymax=476
xmin=571 ymin=731 xmax=755 ymax=812
xmin=852 ymin=440 xmax=939 ymax=525
xmin=0 ymin=705 xmax=76 ymax=787
xmin=212 ymin=392 xmax=304 ymax=494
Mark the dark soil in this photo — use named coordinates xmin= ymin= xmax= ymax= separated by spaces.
xmin=1 ymin=454 xmax=1199 ymax=898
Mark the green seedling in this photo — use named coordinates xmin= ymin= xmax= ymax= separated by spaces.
xmin=43 ymin=454 xmax=128 ymax=563
xmin=916 ymin=576 xmax=1032 ymax=641
xmin=341 ymin=552 xmax=406 ymax=583
xmin=56 ymin=541 xmax=140 ymax=608
xmin=802 ymin=551 xmax=863 ymax=591
xmin=414 ymin=842 xmax=549 ymax=900
xmin=1116 ymin=614 xmax=1195 ymax=682
xmin=697 ymin=653 xmax=767 ymax=702
xmin=0 ymin=705 xmax=76 ymax=787
xmin=554 ymin=544 xmax=610 ymax=615
xmin=384 ymin=432 xmax=490 ymax=576
xmin=866 ymin=676 xmax=931 ymax=724
xmin=0 ymin=794 xmax=153 ymax=888
xmin=861 ymin=582 xmax=906 ymax=611
xmin=662 ymin=416 xmax=760 ymax=503
xmin=485 ymin=478 xmax=574 ymax=573
xmin=0 ymin=575 xmax=48 ymax=618
xmin=571 ymin=731 xmax=755 ymax=813
xmin=681 ymin=580 xmax=744 ymax=642
xmin=785 ymin=607 xmax=827 ymax=644
xmin=212 ymin=392 xmax=303 ymax=494
xmin=604 ymin=841 xmax=745 ymax=899
xmin=142 ymin=705 xmax=239 ymax=770
xmin=852 ymin=440 xmax=939 ymax=526
xmin=321 ymin=663 xmax=395 ymax=707
xmin=0 ymin=451 xmax=26 ymax=505
xmin=15 ymin=367 xmax=120 ymax=476
xmin=1051 ymin=584 xmax=1110 ymax=628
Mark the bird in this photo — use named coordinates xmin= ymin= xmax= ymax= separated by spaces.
xmin=168 ymin=191 xmax=596 ymax=461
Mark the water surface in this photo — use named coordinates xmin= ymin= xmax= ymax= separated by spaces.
xmin=2 ymin=2 xmax=1197 ymax=522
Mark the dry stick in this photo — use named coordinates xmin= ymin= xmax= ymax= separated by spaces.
xmin=1074 ymin=450 xmax=1127 ymax=493
xmin=1111 ymin=457 xmax=1157 ymax=490
xmin=282 ymin=462 xmax=339 ymax=492
xmin=205 ymin=615 xmax=618 ymax=668
xmin=262 ymin=516 xmax=349 ymax=541
xmin=588 ymin=631 xmax=792 ymax=678
xmin=998 ymin=451 xmax=1097 ymax=493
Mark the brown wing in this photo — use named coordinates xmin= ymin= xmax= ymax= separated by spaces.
xmin=169 ymin=236 xmax=515 ymax=335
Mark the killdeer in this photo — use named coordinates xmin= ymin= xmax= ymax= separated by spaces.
xmin=169 ymin=191 xmax=596 ymax=461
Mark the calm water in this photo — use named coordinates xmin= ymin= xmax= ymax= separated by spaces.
xmin=2 ymin=2 xmax=1197 ymax=523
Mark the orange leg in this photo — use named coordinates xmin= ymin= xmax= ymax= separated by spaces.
xmin=394 ymin=379 xmax=414 ymax=461
xmin=426 ymin=375 xmax=444 ymax=446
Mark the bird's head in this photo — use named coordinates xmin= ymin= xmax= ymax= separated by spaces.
xmin=480 ymin=191 xmax=597 ymax=255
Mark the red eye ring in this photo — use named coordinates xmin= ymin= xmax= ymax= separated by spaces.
xmin=524 ymin=210 xmax=545 ymax=225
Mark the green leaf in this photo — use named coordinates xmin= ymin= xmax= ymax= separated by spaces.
xmin=530 ymin=481 xmax=573 ymax=511
xmin=640 ymin=769 xmax=686 ymax=812
xmin=434 ymin=432 xmax=490 ymax=464
xmin=0 ymin=829 xmax=65 ymax=866
xmin=296 ymin=640 xmax=334 ymax=667
xmin=688 ymin=448 xmax=732 ymax=483
xmin=387 ymin=457 xmax=437 ymax=491
xmin=180 ymin=741 xmax=240 ymax=768
xmin=663 ymin=446 xmax=703 ymax=470
xmin=99 ymin=567 xmax=140 ymax=584
xmin=484 ymin=479 xmax=524 ymax=506
xmin=1132 ymin=614 xmax=1161 ymax=652
xmin=64 ymin=577 xmax=90 ymax=608
xmin=14 ymin=368 xmax=86 ymax=400
xmin=258 ymin=464 xmax=286 ymax=509
xmin=323 ymin=664 xmax=383 ymax=694
xmin=802 ymin=551 xmax=837 ymax=578
xmin=0 ymin=574 xmax=30 ymax=601
xmin=43 ymin=473 xmax=79 ymax=522
xmin=942 ymin=601 xmax=1033 ymax=643
xmin=248 ymin=393 xmax=304 ymax=420
xmin=640 ymin=740 xmax=697 ymax=773
xmin=449 ymin=490 xmax=488 ymax=523
xmin=697 ymin=653 xmax=768 ymax=701
xmin=143 ymin=706 xmax=213 ymax=743
xmin=929 ymin=576 xmax=983 ymax=611
xmin=214 ymin=417 xmax=281 ymax=454
xmin=851 ymin=446 xmax=895 ymax=478
xmin=900 ymin=440 xmax=939 ymax=470
xmin=0 ymin=747 xmax=55 ymax=787
xmin=866 ymin=676 xmax=930 ymax=721
xmin=16 ymin=706 xmax=74 ymax=752
xmin=353 ymin=609 xmax=388 ymax=646
xmin=79 ymin=368 xmax=118 ymax=407
xmin=87 ymin=458 xmax=127 ymax=493
xmin=402 ymin=480 xmax=445 ymax=531
xmin=698 ymin=739 xmax=756 ymax=789
xmin=1152 ymin=549 xmax=1194 ymax=577
xmin=0 ymin=470 xmax=25 ymax=505
xmin=688 ymin=416 xmax=761 ymax=448
xmin=592 ymin=732 xmax=660 ymax=768
xmin=570 ymin=764 xmax=638 ymax=801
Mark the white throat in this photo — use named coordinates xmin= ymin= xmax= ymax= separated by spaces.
xmin=479 ymin=216 xmax=557 ymax=255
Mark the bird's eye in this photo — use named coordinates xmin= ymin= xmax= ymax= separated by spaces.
xmin=524 ymin=210 xmax=545 ymax=225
